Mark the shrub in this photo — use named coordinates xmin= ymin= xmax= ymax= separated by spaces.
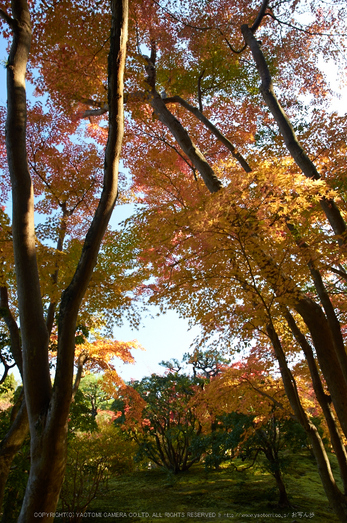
xmin=60 ymin=418 xmax=136 ymax=522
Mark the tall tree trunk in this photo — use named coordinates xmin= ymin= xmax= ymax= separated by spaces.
xmin=3 ymin=0 xmax=128 ymax=520
xmin=241 ymin=24 xmax=347 ymax=243
xmin=284 ymin=309 xmax=347 ymax=494
xmin=266 ymin=322 xmax=347 ymax=522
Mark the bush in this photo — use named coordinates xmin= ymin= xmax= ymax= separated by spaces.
xmin=60 ymin=417 xmax=137 ymax=522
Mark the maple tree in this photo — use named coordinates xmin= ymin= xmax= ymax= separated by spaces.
xmin=114 ymin=370 xmax=205 ymax=473
xmin=112 ymin=1 xmax=347 ymax=512
xmin=194 ymin=353 xmax=322 ymax=507
xmin=0 ymin=0 xmax=129 ymax=520
xmin=0 ymin=0 xmax=346 ymax=520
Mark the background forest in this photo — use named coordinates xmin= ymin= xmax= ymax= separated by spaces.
xmin=0 ymin=0 xmax=347 ymax=521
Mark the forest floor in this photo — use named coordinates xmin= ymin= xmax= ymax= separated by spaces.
xmin=56 ymin=451 xmax=341 ymax=523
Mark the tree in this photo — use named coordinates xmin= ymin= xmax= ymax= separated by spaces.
xmin=0 ymin=0 xmax=347 ymax=520
xmin=68 ymin=374 xmax=114 ymax=434
xmin=78 ymin=0 xmax=347 ymax=512
xmin=0 ymin=334 xmax=15 ymax=386
xmin=60 ymin=415 xmax=136 ymax=523
xmin=114 ymin=371 xmax=205 ymax=473
xmin=195 ymin=355 xmax=318 ymax=508
xmin=0 ymin=0 xmax=128 ymax=520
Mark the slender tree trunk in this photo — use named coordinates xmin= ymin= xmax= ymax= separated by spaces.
xmin=284 ymin=309 xmax=347 ymax=494
xmin=258 ymin=428 xmax=291 ymax=507
xmin=266 ymin=322 xmax=347 ymax=522
xmin=272 ymin=467 xmax=290 ymax=507
xmin=3 ymin=0 xmax=128 ymax=520
xmin=45 ymin=205 xmax=70 ymax=334
xmin=241 ymin=24 xmax=347 ymax=242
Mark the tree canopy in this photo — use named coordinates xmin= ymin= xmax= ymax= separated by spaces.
xmin=0 ymin=0 xmax=347 ymax=520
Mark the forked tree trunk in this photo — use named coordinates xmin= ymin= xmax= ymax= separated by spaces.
xmin=284 ymin=309 xmax=347 ymax=494
xmin=250 ymin=241 xmax=347 ymax=442
xmin=3 ymin=0 xmax=128 ymax=521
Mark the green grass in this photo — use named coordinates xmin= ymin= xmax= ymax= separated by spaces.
xmin=55 ymin=451 xmax=340 ymax=523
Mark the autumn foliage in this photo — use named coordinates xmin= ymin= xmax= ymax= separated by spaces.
xmin=0 ymin=0 xmax=347 ymax=520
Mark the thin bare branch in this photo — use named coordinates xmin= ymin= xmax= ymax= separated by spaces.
xmin=267 ymin=11 xmax=347 ymax=37
xmin=251 ymin=0 xmax=270 ymax=33
xmin=197 ymin=69 xmax=205 ymax=112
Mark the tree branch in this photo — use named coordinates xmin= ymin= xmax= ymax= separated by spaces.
xmin=197 ymin=69 xmax=205 ymax=112
xmin=250 ymin=0 xmax=270 ymax=33
xmin=267 ymin=11 xmax=346 ymax=38
xmin=241 ymin=24 xmax=347 ymax=241
xmin=0 ymin=8 xmax=15 ymax=29
xmin=54 ymin=0 xmax=128 ymax=417
xmin=72 ymin=351 xmax=89 ymax=399
xmin=0 ymin=286 xmax=22 ymax=375
xmin=149 ymin=89 xmax=222 ymax=193
xmin=0 ymin=354 xmax=15 ymax=385
xmin=6 ymin=0 xmax=51 ymax=419
xmin=79 ymin=106 xmax=109 ymax=118
xmin=164 ymin=95 xmax=252 ymax=173
xmin=329 ymin=265 xmax=347 ymax=282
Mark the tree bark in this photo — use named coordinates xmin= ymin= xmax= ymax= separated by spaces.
xmin=285 ymin=222 xmax=347 ymax=384
xmin=4 ymin=0 xmax=128 ymax=520
xmin=6 ymin=1 xmax=52 ymax=425
xmin=45 ymin=204 xmax=70 ymax=335
xmin=307 ymin=260 xmax=347 ymax=383
xmin=273 ymin=468 xmax=291 ymax=508
xmin=163 ymin=95 xmax=252 ymax=173
xmin=294 ymin=295 xmax=347 ymax=441
xmin=249 ymin=241 xmax=347 ymax=442
xmin=241 ymin=24 xmax=347 ymax=242
xmin=142 ymin=54 xmax=222 ymax=194
xmin=266 ymin=322 xmax=347 ymax=522
xmin=284 ymin=309 xmax=347 ymax=494
xmin=149 ymin=89 xmax=222 ymax=193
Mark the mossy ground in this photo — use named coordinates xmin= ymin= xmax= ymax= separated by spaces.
xmin=55 ymin=451 xmax=340 ymax=523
